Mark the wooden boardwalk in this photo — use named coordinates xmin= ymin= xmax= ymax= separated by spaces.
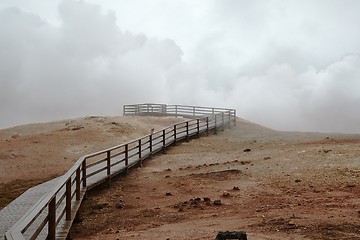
xmin=1 ymin=104 xmax=236 ymax=240
xmin=0 ymin=179 xmax=59 ymax=240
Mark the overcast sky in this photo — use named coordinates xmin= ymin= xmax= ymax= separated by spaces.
xmin=1 ymin=0 xmax=360 ymax=133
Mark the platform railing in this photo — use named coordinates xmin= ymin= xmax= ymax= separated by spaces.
xmin=5 ymin=104 xmax=236 ymax=240
xmin=124 ymin=103 xmax=236 ymax=125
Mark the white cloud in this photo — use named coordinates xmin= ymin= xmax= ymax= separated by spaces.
xmin=0 ymin=1 xmax=183 ymax=127
xmin=1 ymin=0 xmax=360 ymax=133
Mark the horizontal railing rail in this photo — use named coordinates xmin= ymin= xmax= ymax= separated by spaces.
xmin=5 ymin=104 xmax=236 ymax=240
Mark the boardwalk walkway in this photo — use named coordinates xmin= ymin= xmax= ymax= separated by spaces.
xmin=0 ymin=179 xmax=60 ymax=240
xmin=1 ymin=104 xmax=236 ymax=240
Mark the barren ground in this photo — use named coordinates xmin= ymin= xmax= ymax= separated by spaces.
xmin=1 ymin=116 xmax=360 ymax=239
xmin=0 ymin=116 xmax=184 ymax=207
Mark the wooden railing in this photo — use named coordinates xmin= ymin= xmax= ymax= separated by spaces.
xmin=124 ymin=103 xmax=236 ymax=123
xmin=5 ymin=104 xmax=236 ymax=240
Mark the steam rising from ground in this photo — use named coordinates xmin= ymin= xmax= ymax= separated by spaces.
xmin=1 ymin=0 xmax=360 ymax=133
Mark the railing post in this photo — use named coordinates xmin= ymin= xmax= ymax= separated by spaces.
xmin=186 ymin=122 xmax=189 ymax=141
xmin=214 ymin=115 xmax=218 ymax=134
xmin=138 ymin=139 xmax=142 ymax=166
xmin=163 ymin=104 xmax=167 ymax=114
xmin=107 ymin=150 xmax=111 ymax=185
xmin=174 ymin=125 xmax=177 ymax=145
xmin=162 ymin=129 xmax=166 ymax=152
xmin=228 ymin=110 xmax=231 ymax=128
xmin=82 ymin=159 xmax=87 ymax=188
xmin=66 ymin=179 xmax=71 ymax=221
xmin=197 ymin=119 xmax=200 ymax=137
xmin=107 ymin=151 xmax=111 ymax=176
xmin=233 ymin=110 xmax=236 ymax=126
xmin=48 ymin=196 xmax=56 ymax=240
xmin=175 ymin=105 xmax=178 ymax=116
xmin=149 ymin=134 xmax=153 ymax=157
xmin=206 ymin=117 xmax=209 ymax=136
xmin=125 ymin=144 xmax=129 ymax=173
xmin=76 ymin=167 xmax=80 ymax=201
xmin=193 ymin=106 xmax=195 ymax=116
xmin=221 ymin=112 xmax=225 ymax=131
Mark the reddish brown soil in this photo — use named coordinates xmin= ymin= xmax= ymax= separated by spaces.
xmin=2 ymin=116 xmax=360 ymax=239
xmin=71 ymin=118 xmax=360 ymax=240
xmin=0 ymin=116 xmax=184 ymax=208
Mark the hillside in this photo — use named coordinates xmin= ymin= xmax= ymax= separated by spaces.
xmin=0 ymin=116 xmax=185 ymax=208
xmin=1 ymin=116 xmax=360 ymax=239
xmin=72 ymin=118 xmax=360 ymax=240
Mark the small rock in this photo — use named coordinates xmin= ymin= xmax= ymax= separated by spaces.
xmin=68 ymin=125 xmax=83 ymax=131
xmin=115 ymin=202 xmax=124 ymax=209
xmin=222 ymin=191 xmax=230 ymax=197
xmin=295 ymin=179 xmax=302 ymax=183
xmin=243 ymin=148 xmax=251 ymax=152
xmin=233 ymin=186 xmax=240 ymax=191
xmin=214 ymin=200 xmax=222 ymax=205
xmin=11 ymin=133 xmax=21 ymax=138
xmin=288 ymin=221 xmax=296 ymax=226
xmin=94 ymin=203 xmax=109 ymax=209
xmin=346 ymin=184 xmax=356 ymax=188
xmin=240 ymin=161 xmax=251 ymax=165
xmin=165 ymin=192 xmax=173 ymax=196
xmin=264 ymin=156 xmax=271 ymax=160
xmin=203 ymin=197 xmax=211 ymax=202
xmin=111 ymin=121 xmax=121 ymax=126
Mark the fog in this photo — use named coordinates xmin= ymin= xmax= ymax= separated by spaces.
xmin=1 ymin=0 xmax=360 ymax=133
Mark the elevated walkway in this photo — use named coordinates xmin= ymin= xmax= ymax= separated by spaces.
xmin=1 ymin=104 xmax=236 ymax=240
xmin=0 ymin=179 xmax=59 ymax=240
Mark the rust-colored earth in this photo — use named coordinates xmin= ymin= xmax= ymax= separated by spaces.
xmin=1 ymin=116 xmax=360 ymax=239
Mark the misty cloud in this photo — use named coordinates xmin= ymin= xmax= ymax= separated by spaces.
xmin=0 ymin=1 xmax=183 ymax=128
xmin=1 ymin=0 xmax=360 ymax=134
xmin=224 ymin=55 xmax=360 ymax=133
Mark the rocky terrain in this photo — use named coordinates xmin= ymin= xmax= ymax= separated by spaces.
xmin=1 ymin=116 xmax=360 ymax=239
xmin=0 ymin=116 xmax=184 ymax=208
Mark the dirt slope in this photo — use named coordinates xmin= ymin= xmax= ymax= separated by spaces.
xmin=71 ymin=118 xmax=360 ymax=240
xmin=2 ymin=116 xmax=360 ymax=239
xmin=0 ymin=116 xmax=185 ymax=208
